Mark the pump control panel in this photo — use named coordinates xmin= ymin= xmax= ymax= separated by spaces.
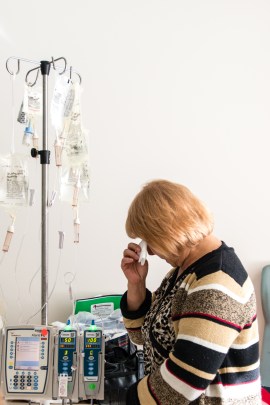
xmin=84 ymin=330 xmax=101 ymax=381
xmin=58 ymin=330 xmax=77 ymax=380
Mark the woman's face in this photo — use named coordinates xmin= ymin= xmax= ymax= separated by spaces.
xmin=147 ymin=245 xmax=189 ymax=267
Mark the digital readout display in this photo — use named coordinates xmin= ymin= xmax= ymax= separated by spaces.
xmin=60 ymin=337 xmax=75 ymax=343
xmin=59 ymin=337 xmax=75 ymax=348
xmin=85 ymin=336 xmax=100 ymax=349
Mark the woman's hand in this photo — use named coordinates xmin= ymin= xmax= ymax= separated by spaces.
xmin=121 ymin=242 xmax=148 ymax=285
xmin=121 ymin=242 xmax=148 ymax=311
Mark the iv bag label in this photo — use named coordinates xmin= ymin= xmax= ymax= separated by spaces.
xmin=23 ymin=86 xmax=42 ymax=115
xmin=91 ymin=303 xmax=114 ymax=318
xmin=7 ymin=170 xmax=25 ymax=200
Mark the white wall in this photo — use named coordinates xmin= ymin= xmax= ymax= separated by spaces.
xmin=0 ymin=0 xmax=269 ymax=345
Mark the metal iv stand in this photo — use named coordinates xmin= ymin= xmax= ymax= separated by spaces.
xmin=6 ymin=56 xmax=82 ymax=326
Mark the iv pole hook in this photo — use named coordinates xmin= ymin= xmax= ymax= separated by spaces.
xmin=68 ymin=66 xmax=82 ymax=85
xmin=6 ymin=57 xmax=20 ymax=76
xmin=25 ymin=57 xmax=67 ymax=87
xmin=25 ymin=66 xmax=40 ymax=87
xmin=51 ymin=56 xmax=67 ymax=74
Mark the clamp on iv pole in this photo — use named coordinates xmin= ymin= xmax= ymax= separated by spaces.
xmin=5 ymin=56 xmax=82 ymax=326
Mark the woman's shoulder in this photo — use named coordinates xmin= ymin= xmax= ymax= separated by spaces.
xmin=192 ymin=242 xmax=249 ymax=287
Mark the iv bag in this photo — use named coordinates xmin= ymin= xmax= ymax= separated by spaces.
xmin=63 ymin=81 xmax=81 ymax=118
xmin=62 ymin=119 xmax=89 ymax=166
xmin=61 ymin=81 xmax=88 ymax=166
xmin=59 ymin=162 xmax=90 ymax=204
xmin=50 ymin=74 xmax=71 ymax=133
xmin=63 ymin=84 xmax=76 ymax=118
xmin=0 ymin=154 xmax=29 ymax=208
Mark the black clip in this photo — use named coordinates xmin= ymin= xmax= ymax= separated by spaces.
xmin=31 ymin=148 xmax=50 ymax=164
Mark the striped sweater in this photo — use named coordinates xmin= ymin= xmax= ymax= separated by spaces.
xmin=121 ymin=242 xmax=261 ymax=404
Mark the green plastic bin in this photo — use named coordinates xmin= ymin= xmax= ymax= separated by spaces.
xmin=74 ymin=294 xmax=122 ymax=317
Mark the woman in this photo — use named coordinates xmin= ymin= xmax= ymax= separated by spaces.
xmin=120 ymin=180 xmax=261 ymax=404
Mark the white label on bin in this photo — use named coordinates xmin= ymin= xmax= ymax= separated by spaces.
xmin=91 ymin=303 xmax=114 ymax=317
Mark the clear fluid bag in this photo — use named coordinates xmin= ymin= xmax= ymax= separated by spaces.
xmin=0 ymin=154 xmax=29 ymax=208
xmin=51 ymin=74 xmax=71 ymax=133
xmin=61 ymin=81 xmax=88 ymax=167
xmin=59 ymin=162 xmax=90 ymax=205
xmin=62 ymin=117 xmax=89 ymax=167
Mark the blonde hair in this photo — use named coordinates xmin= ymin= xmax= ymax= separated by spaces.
xmin=126 ymin=180 xmax=214 ymax=257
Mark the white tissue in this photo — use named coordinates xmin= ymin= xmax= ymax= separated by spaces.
xmin=139 ymin=240 xmax=147 ymax=265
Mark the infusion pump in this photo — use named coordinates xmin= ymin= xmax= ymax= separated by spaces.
xmin=78 ymin=328 xmax=105 ymax=401
xmin=52 ymin=328 xmax=80 ymax=401
xmin=0 ymin=325 xmax=105 ymax=402
xmin=1 ymin=325 xmax=55 ymax=400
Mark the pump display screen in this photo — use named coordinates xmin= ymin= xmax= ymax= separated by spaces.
xmin=14 ymin=336 xmax=40 ymax=370
xmin=87 ymin=338 xmax=97 ymax=343
xmin=85 ymin=336 xmax=100 ymax=349
xmin=59 ymin=336 xmax=75 ymax=348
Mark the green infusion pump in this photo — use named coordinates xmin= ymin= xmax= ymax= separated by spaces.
xmin=79 ymin=328 xmax=105 ymax=401
xmin=52 ymin=329 xmax=79 ymax=401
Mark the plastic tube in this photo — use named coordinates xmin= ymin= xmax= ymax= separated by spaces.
xmin=72 ymin=173 xmax=81 ymax=207
xmin=22 ymin=125 xmax=33 ymax=146
xmin=74 ymin=217 xmax=80 ymax=243
xmin=2 ymin=217 xmax=15 ymax=252
xmin=32 ymin=132 xmax=39 ymax=150
xmin=54 ymin=139 xmax=63 ymax=166
xmin=58 ymin=231 xmax=65 ymax=249
xmin=29 ymin=189 xmax=35 ymax=206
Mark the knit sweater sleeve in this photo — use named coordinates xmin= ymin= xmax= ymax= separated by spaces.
xmin=120 ymin=268 xmax=176 ymax=345
xmin=120 ymin=288 xmax=152 ymax=345
xmin=136 ymin=269 xmax=260 ymax=404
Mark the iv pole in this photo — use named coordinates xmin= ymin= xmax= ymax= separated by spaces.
xmin=40 ymin=61 xmax=50 ymax=327
xmin=5 ymin=56 xmax=81 ymax=326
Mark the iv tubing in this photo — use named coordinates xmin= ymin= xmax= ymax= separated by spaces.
xmin=11 ymin=74 xmax=16 ymax=154
xmin=0 ymin=252 xmax=5 ymax=266
xmin=64 ymin=270 xmax=76 ymax=317
xmin=26 ymin=249 xmax=62 ymax=324
xmin=29 ymin=265 xmax=41 ymax=296
xmin=0 ymin=273 xmax=8 ymax=324
xmin=14 ymin=208 xmax=30 ymax=323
